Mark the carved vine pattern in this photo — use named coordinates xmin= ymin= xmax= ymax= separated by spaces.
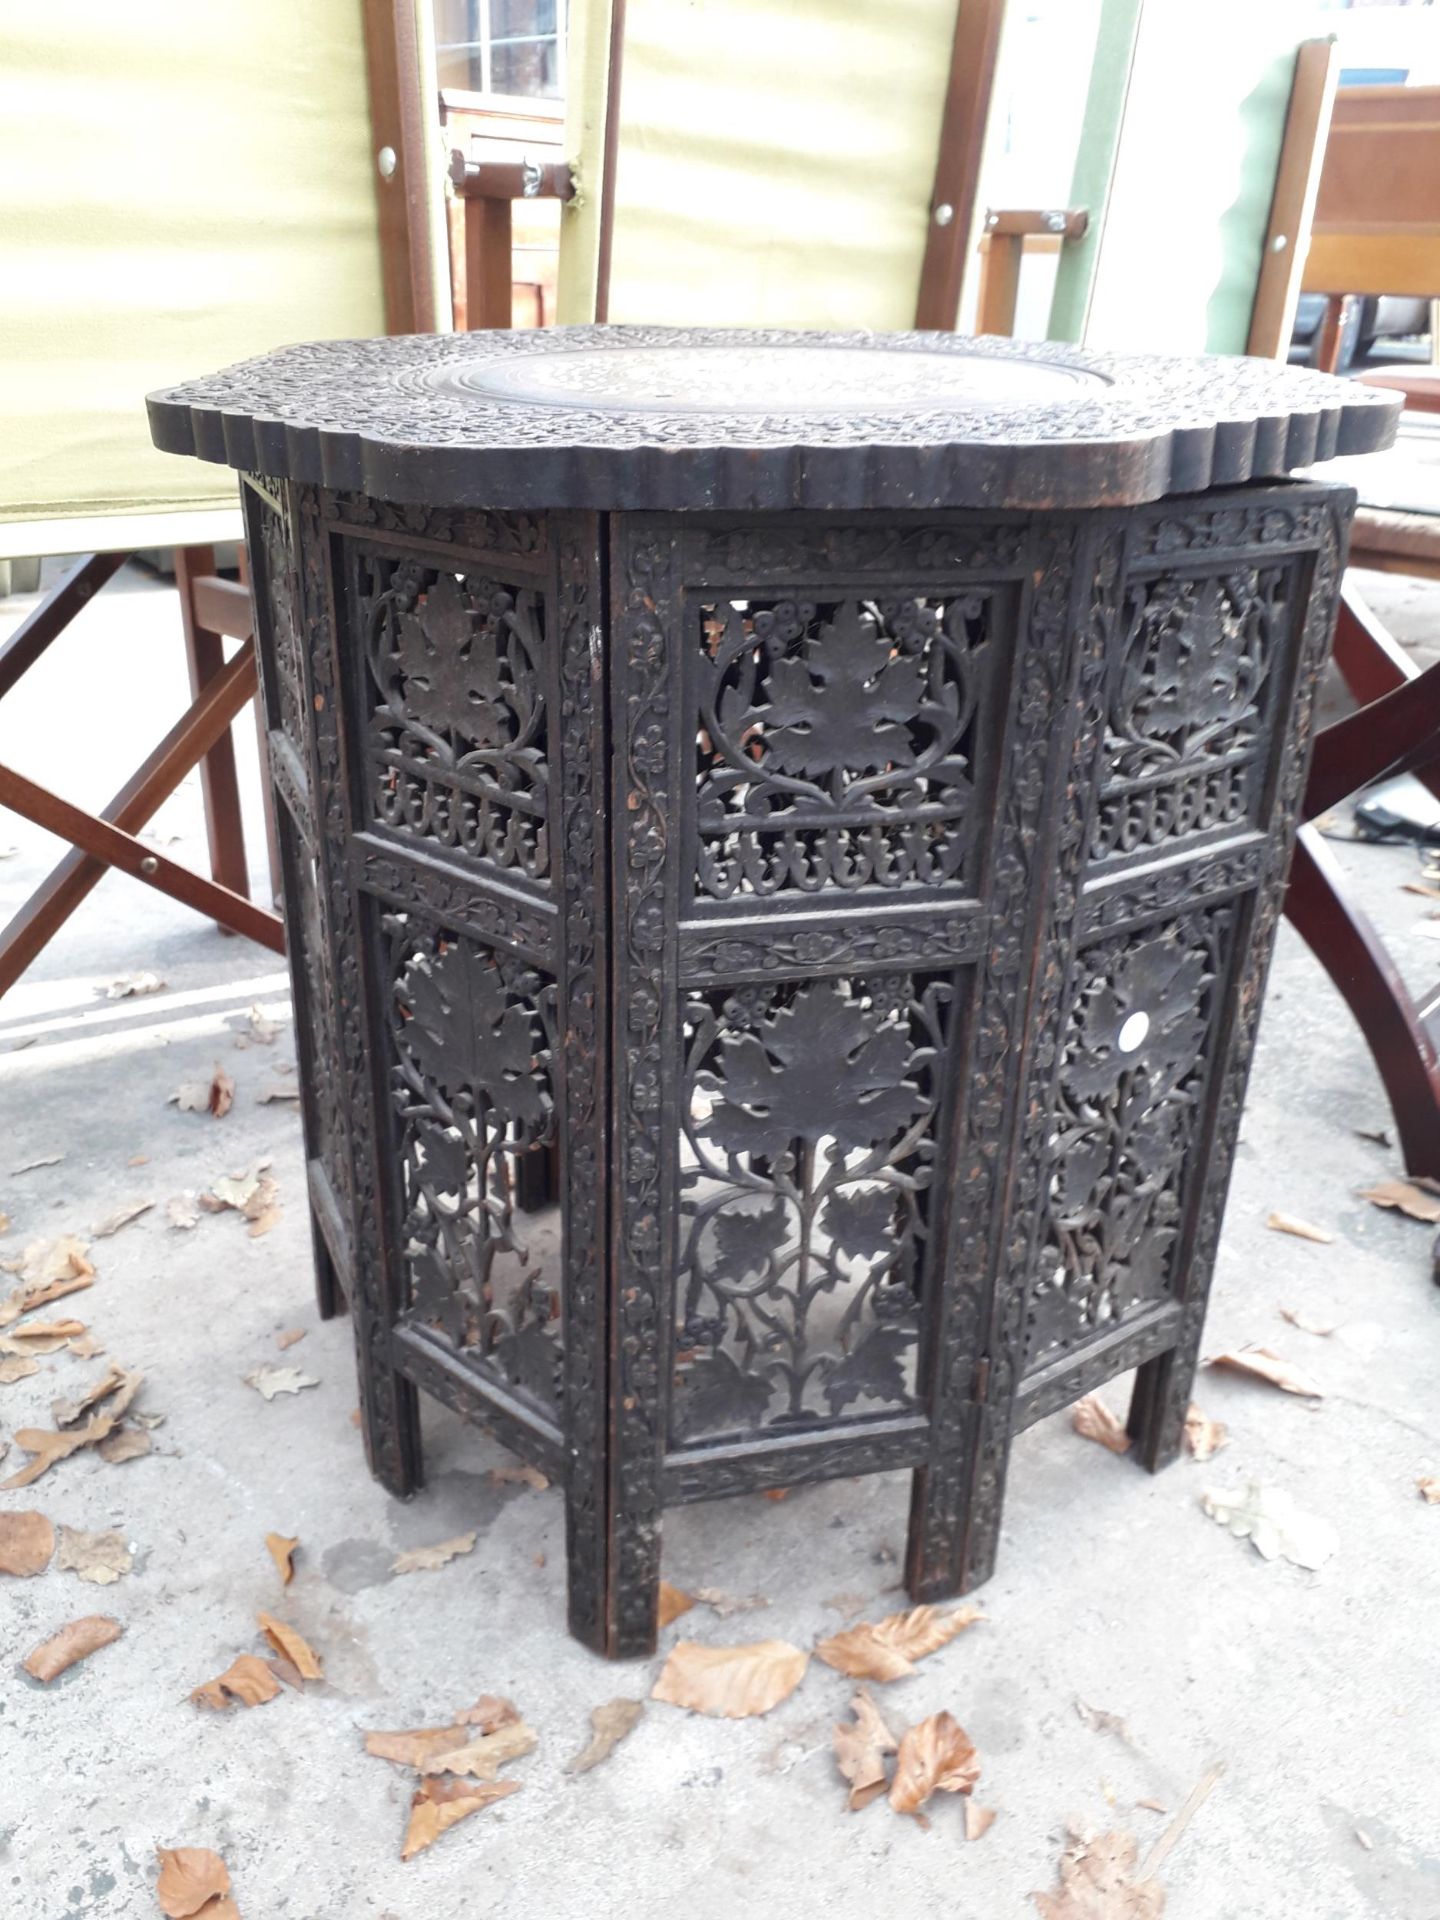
xmin=693 ymin=592 xmax=990 ymax=897
xmin=355 ymin=549 xmax=550 ymax=879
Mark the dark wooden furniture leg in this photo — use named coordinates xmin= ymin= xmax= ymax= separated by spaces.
xmin=175 ymin=545 xmax=252 ymax=918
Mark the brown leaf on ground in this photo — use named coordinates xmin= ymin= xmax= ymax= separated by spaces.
xmin=0 ymin=1509 xmax=55 ymax=1576
xmin=454 ymin=1695 xmax=520 ymax=1731
xmin=1358 ymin=1178 xmax=1440 ymax=1225
xmin=52 ymin=1361 xmax=128 ymax=1427
xmin=0 ymin=1209 xmax=9 ymax=1234
xmin=104 ymin=971 xmax=165 ymax=1000
xmin=203 ymin=1167 xmax=279 ymax=1233
xmin=97 ymin=1425 xmax=152 ymax=1464
xmin=760 ymin=1487 xmax=790 ymax=1502
xmin=888 ymin=1711 xmax=981 ymax=1816
xmin=1205 ymin=1345 xmax=1323 ymax=1398
xmin=0 ymin=1239 xmax=96 ymax=1326
xmin=55 ymin=1526 xmax=132 ymax=1585
xmin=566 ymin=1699 xmax=644 ymax=1774
xmin=266 ymin=1533 xmax=299 ymax=1584
xmin=190 ymin=1653 xmax=282 ymax=1710
xmin=0 ymin=1318 xmax=87 ymax=1355
xmin=273 ymin=1328 xmax=306 ymax=1351
xmin=1264 ymin=1211 xmax=1333 ymax=1245
xmin=1072 ymin=1394 xmax=1132 ymax=1455
xmin=401 ymin=1777 xmax=520 ymax=1861
xmin=391 ymin=1531 xmax=477 ymax=1575
xmin=364 ymin=1715 xmax=509 ymax=1768
xmin=1417 ymin=1476 xmax=1440 ymax=1505
xmin=23 ymin=1613 xmax=122 ymax=1683
xmin=243 ymin=1366 xmax=318 ymax=1401
xmin=1182 ymin=1404 xmax=1228 ymax=1461
xmin=822 ymin=1592 xmax=871 ymax=1620
xmin=172 ymin=1067 xmax=234 ymax=1118
xmin=833 ymin=1687 xmax=898 ymax=1811
xmin=257 ymin=1612 xmax=322 ymax=1680
xmin=127 ymin=1154 xmax=149 ymax=1168
xmin=1279 ymin=1307 xmax=1337 ymax=1338
xmin=67 ymin=1330 xmax=105 ymax=1359
xmin=1076 ymin=1699 xmax=1135 ymax=1744
xmin=416 ymin=1721 xmax=537 ymax=1779
xmin=487 ymin=1462 xmax=548 ymax=1491
xmin=241 ymin=1004 xmax=283 ymax=1045
xmin=652 ymin=1639 xmax=808 ymax=1718
xmin=257 ymin=1085 xmax=301 ymax=1105
xmin=966 ymin=1802 xmax=999 ymax=1841
xmin=155 ymin=1845 xmax=237 ymax=1918
xmin=816 ymin=1604 xmax=985 ymax=1682
xmin=166 ymin=1196 xmax=199 ymax=1231
xmin=1 ymin=1370 xmax=142 ymax=1488
xmin=657 ymin=1581 xmax=695 ymax=1628
xmin=1032 ymin=1829 xmax=1165 ymax=1918
xmin=693 ymin=1586 xmax=768 ymax=1617
xmin=93 ymin=1199 xmax=154 ymax=1239
xmin=0 ymin=1354 xmax=38 ymax=1384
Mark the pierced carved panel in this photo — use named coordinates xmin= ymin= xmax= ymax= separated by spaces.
xmin=255 ymin=495 xmax=310 ymax=765
xmin=387 ymin=921 xmax=563 ymax=1418
xmin=671 ymin=971 xmax=954 ymax=1444
xmin=1023 ymin=906 xmax=1234 ymax=1375
xmin=351 ymin=549 xmax=550 ymax=880
xmin=1090 ymin=563 xmax=1292 ymax=863
xmin=691 ymin=592 xmax=993 ymax=898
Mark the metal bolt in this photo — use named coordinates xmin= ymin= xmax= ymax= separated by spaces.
xmin=1045 ymin=211 xmax=1067 ymax=233
xmin=1270 ymin=232 xmax=1289 ymax=253
xmin=934 ymin=203 xmax=955 ymax=228
xmin=376 ymin=145 xmax=398 ymax=182
xmin=139 ymin=855 xmax=159 ymax=876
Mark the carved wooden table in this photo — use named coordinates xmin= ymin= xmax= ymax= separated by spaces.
xmin=149 ymin=328 xmax=1395 ymax=1656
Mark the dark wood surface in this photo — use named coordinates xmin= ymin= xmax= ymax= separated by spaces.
xmin=148 ymin=325 xmax=1399 ymax=514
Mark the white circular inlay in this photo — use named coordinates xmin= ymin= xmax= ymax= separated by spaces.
xmin=1117 ymin=1011 xmax=1150 ymax=1054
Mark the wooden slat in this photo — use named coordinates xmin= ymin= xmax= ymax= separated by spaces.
xmin=593 ymin=0 xmax=628 ymax=325
xmin=1247 ymin=39 xmax=1338 ymax=360
xmin=174 ymin=548 xmax=249 ymax=909
xmin=0 ymin=553 xmax=126 ymax=701
xmin=914 ymin=0 xmax=1008 ymax=330
xmin=1303 ymin=230 xmax=1440 ymax=299
xmin=464 ymin=197 xmax=516 ymax=331
xmin=361 ymin=0 xmax=437 ymax=333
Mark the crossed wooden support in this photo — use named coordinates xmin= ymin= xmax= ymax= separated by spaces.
xmin=0 ymin=550 xmax=284 ymax=998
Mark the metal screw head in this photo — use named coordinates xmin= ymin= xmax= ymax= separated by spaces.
xmin=376 ymin=145 xmax=398 ymax=182
xmin=1045 ymin=211 xmax=1067 ymax=233
xmin=1270 ymin=232 xmax=1289 ymax=253
xmin=139 ymin=855 xmax=159 ymax=876
xmin=934 ymin=203 xmax=955 ymax=228
xmin=1117 ymin=1010 xmax=1150 ymax=1054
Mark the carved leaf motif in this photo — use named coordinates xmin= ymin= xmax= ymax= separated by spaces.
xmin=822 ymin=1186 xmax=899 ymax=1261
xmin=402 ymin=945 xmax=545 ymax=1127
xmin=1142 ymin=576 xmax=1254 ymax=731
xmin=1066 ymin=933 xmax=1208 ymax=1103
xmin=708 ymin=1199 xmax=791 ymax=1279
xmin=416 ymin=1122 xmax=470 ymax=1198
xmin=708 ymin=984 xmax=923 ymax=1157
xmin=492 ymin=1319 xmax=561 ymax=1412
xmin=674 ymin=1350 xmax=774 ymax=1438
xmin=760 ymin=602 xmax=923 ymax=775
xmin=398 ymin=572 xmax=508 ymax=742
xmin=823 ymin=1323 xmax=916 ymax=1415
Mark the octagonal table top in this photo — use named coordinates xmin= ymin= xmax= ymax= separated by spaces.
xmin=148 ymin=324 xmax=1399 ymax=514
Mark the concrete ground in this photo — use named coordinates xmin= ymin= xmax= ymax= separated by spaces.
xmin=1 ymin=523 xmax=1438 ymax=1919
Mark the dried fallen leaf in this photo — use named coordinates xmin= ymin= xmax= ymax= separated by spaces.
xmin=391 ymin=1531 xmax=477 ymax=1575
xmin=401 ymin=1777 xmax=520 ymax=1861
xmin=93 ymin=1198 xmax=154 ymax=1239
xmin=488 ymin=1462 xmax=548 ymax=1492
xmin=273 ymin=1328 xmax=306 ymax=1351
xmin=417 ymin=1720 xmax=537 ymax=1779
xmin=166 ymin=1196 xmax=199 ymax=1231
xmin=1032 ymin=1828 xmax=1165 ymax=1919
xmin=68 ymin=1330 xmax=105 ymax=1358
xmin=833 ymin=1687 xmax=898 ymax=1811
xmin=693 ymin=1586 xmax=768 ymax=1617
xmin=257 ymin=1612 xmax=322 ymax=1680
xmin=1205 ymin=1345 xmax=1323 ymax=1398
xmin=1358 ymin=1178 xmax=1440 ymax=1225
xmin=243 ymin=1366 xmax=318 ymax=1401
xmin=0 ymin=1318 xmax=88 ymax=1355
xmin=816 ymin=1604 xmax=985 ymax=1682
xmin=651 ymin=1639 xmax=808 ymax=1719
xmin=0 ymin=1508 xmax=55 ymax=1576
xmin=190 ymin=1653 xmax=283 ymax=1710
xmin=1279 ymin=1307 xmax=1337 ymax=1338
xmin=0 ymin=1209 xmax=8 ymax=1233
xmin=966 ymin=1801 xmax=998 ymax=1841
xmin=0 ymin=1239 xmax=95 ymax=1326
xmin=23 ymin=1613 xmax=122 ymax=1683
xmin=241 ymin=1004 xmax=283 ymax=1045
xmin=1072 ymin=1394 xmax=1132 ymax=1455
xmin=453 ymin=1695 xmax=519 ymax=1731
xmin=566 ymin=1699 xmax=644 ymax=1774
xmin=1182 ymin=1404 xmax=1227 ymax=1462
xmin=1 ymin=1369 xmax=142 ymax=1488
xmin=1076 ymin=1699 xmax=1135 ymax=1745
xmin=657 ymin=1581 xmax=695 ymax=1628
xmin=889 ymin=1711 xmax=981 ymax=1816
xmin=155 ymin=1846 xmax=237 ymax=1918
xmin=171 ymin=1067 xmax=234 ymax=1118
xmin=364 ymin=1698 xmax=519 ymax=1769
xmin=257 ymin=1085 xmax=301 ymax=1105
xmin=104 ymin=971 xmax=165 ymax=1000
xmin=266 ymin=1532 xmax=299 ymax=1584
xmin=96 ymin=1425 xmax=152 ymax=1465
xmin=1201 ymin=1481 xmax=1337 ymax=1570
xmin=0 ymin=1354 xmax=38 ymax=1384
xmin=1264 ymin=1211 xmax=1333 ymax=1245
xmin=1417 ymin=1476 xmax=1440 ymax=1505
xmin=55 ymin=1526 xmax=133 ymax=1585
xmin=52 ymin=1360 xmax=129 ymax=1427
xmin=822 ymin=1591 xmax=871 ymax=1620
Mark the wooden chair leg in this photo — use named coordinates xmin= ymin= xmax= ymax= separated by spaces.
xmin=174 ymin=546 xmax=250 ymax=916
xmin=1286 ymin=825 xmax=1440 ymax=1178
